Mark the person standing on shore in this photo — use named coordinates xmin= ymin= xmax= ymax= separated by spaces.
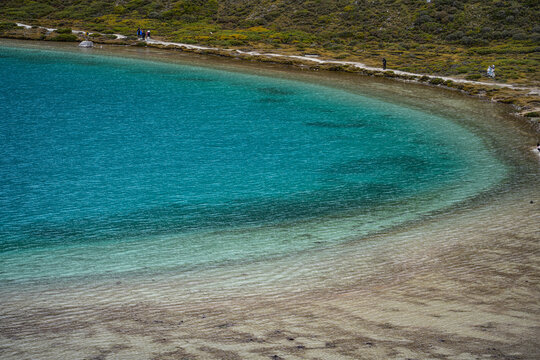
xmin=137 ymin=27 xmax=141 ymax=38
xmin=382 ymin=58 xmax=387 ymax=70
xmin=147 ymin=30 xmax=150 ymax=39
xmin=142 ymin=30 xmax=146 ymax=40
xmin=487 ymin=65 xmax=495 ymax=78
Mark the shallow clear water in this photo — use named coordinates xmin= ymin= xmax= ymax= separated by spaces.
xmin=0 ymin=45 xmax=507 ymax=282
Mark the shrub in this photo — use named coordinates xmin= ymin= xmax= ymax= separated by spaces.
xmin=465 ymin=74 xmax=482 ymax=80
xmin=512 ymin=32 xmax=527 ymax=40
xmin=428 ymin=77 xmax=445 ymax=85
xmin=415 ymin=14 xmax=433 ymax=25
xmin=446 ymin=31 xmax=464 ymax=41
xmin=454 ymin=66 xmax=470 ymax=74
xmin=459 ymin=36 xmax=487 ymax=46
xmin=53 ymin=34 xmax=78 ymax=42
xmin=248 ymin=26 xmax=270 ymax=32
xmin=114 ymin=5 xmax=126 ymax=14
xmin=0 ymin=22 xmax=17 ymax=31
xmin=56 ymin=28 xmax=72 ymax=34
xmin=337 ymin=31 xmax=353 ymax=38
xmin=524 ymin=112 xmax=540 ymax=117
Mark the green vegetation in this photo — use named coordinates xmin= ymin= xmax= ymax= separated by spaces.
xmin=53 ymin=33 xmax=77 ymax=42
xmin=0 ymin=21 xmax=16 ymax=31
xmin=465 ymin=74 xmax=482 ymax=80
xmin=1 ymin=0 xmax=537 ymax=44
xmin=0 ymin=1 xmax=538 ymax=86
xmin=55 ymin=27 xmax=72 ymax=34
xmin=428 ymin=77 xmax=445 ymax=85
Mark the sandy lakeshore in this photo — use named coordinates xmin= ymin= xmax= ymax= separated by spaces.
xmin=0 ymin=39 xmax=539 ymax=360
xmin=1 ymin=180 xmax=538 ymax=359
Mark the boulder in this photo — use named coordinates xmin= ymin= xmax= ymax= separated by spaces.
xmin=78 ymin=40 xmax=93 ymax=48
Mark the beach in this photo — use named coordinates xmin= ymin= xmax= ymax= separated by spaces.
xmin=0 ymin=39 xmax=539 ymax=360
xmin=1 ymin=180 xmax=538 ymax=359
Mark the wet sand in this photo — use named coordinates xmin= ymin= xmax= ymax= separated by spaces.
xmin=1 ymin=185 xmax=538 ymax=359
xmin=0 ymin=39 xmax=539 ymax=359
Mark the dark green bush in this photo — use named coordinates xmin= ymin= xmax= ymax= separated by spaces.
xmin=512 ymin=32 xmax=527 ymax=40
xmin=428 ymin=77 xmax=445 ymax=85
xmin=53 ymin=33 xmax=78 ymax=42
xmin=460 ymin=36 xmax=487 ymax=46
xmin=0 ymin=21 xmax=17 ymax=31
xmin=446 ymin=31 xmax=464 ymax=41
xmin=56 ymin=28 xmax=72 ymax=34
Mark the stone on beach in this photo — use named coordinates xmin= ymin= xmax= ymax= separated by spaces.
xmin=78 ymin=40 xmax=93 ymax=48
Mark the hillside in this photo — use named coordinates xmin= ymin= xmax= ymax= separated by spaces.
xmin=1 ymin=0 xmax=539 ymax=85
xmin=2 ymin=1 xmax=539 ymax=45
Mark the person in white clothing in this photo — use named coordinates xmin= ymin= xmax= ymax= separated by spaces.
xmin=487 ymin=65 xmax=495 ymax=78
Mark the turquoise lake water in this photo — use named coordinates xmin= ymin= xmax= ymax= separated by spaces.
xmin=0 ymin=45 xmax=507 ymax=283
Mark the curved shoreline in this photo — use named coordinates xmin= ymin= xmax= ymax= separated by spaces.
xmin=147 ymin=37 xmax=539 ymax=94
xmin=13 ymin=22 xmax=538 ymax=91
xmin=9 ymin=22 xmax=540 ymax=121
xmin=0 ymin=37 xmax=539 ymax=359
xmin=1 ymin=162 xmax=538 ymax=359
xmin=0 ymin=41 xmax=519 ymax=284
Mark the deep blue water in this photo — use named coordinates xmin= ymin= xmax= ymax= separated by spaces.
xmin=0 ymin=45 xmax=506 ymax=281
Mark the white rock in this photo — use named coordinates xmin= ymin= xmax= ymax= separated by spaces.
xmin=78 ymin=40 xmax=94 ymax=48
